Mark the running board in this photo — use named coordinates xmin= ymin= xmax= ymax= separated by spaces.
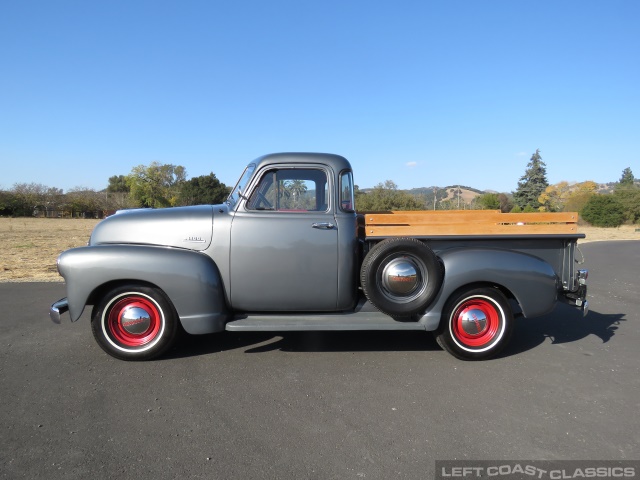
xmin=225 ymin=312 xmax=425 ymax=332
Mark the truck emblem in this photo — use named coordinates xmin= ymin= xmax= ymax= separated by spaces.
xmin=184 ymin=236 xmax=205 ymax=243
xmin=122 ymin=317 xmax=147 ymax=327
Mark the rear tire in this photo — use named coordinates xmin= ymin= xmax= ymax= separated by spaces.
xmin=436 ymin=287 xmax=513 ymax=360
xmin=91 ymin=285 xmax=179 ymax=361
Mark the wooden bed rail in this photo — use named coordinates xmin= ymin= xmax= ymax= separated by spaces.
xmin=363 ymin=210 xmax=579 ymax=237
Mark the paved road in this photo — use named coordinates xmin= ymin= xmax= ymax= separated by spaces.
xmin=1 ymin=241 xmax=638 ymax=479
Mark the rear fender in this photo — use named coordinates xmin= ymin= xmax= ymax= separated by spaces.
xmin=57 ymin=245 xmax=229 ymax=334
xmin=419 ymin=247 xmax=558 ymax=330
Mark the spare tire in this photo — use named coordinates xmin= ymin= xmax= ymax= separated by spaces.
xmin=360 ymin=237 xmax=442 ymax=317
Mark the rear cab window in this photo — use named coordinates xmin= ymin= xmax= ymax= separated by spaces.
xmin=340 ymin=170 xmax=355 ymax=212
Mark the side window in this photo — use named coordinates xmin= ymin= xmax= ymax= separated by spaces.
xmin=247 ymin=168 xmax=329 ymax=212
xmin=340 ymin=171 xmax=355 ymax=212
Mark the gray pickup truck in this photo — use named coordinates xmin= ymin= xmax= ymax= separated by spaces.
xmin=50 ymin=153 xmax=588 ymax=361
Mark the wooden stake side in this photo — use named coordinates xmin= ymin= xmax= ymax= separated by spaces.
xmin=363 ymin=210 xmax=580 ymax=237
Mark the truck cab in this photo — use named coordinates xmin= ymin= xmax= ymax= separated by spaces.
xmin=221 ymin=153 xmax=359 ymax=312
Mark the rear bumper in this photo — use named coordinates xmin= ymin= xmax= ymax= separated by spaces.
xmin=50 ymin=298 xmax=69 ymax=324
xmin=560 ymin=269 xmax=589 ymax=317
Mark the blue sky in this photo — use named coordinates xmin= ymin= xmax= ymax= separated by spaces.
xmin=1 ymin=0 xmax=638 ymax=193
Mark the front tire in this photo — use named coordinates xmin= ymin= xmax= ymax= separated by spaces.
xmin=91 ymin=285 xmax=179 ymax=361
xmin=436 ymin=287 xmax=513 ymax=360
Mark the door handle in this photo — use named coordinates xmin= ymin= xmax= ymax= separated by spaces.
xmin=312 ymin=222 xmax=335 ymax=230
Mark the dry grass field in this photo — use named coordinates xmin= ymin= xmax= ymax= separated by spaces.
xmin=1 ymin=218 xmax=100 ymax=282
xmin=0 ymin=217 xmax=638 ymax=283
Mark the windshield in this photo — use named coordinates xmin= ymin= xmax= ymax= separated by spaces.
xmin=227 ymin=164 xmax=256 ymax=208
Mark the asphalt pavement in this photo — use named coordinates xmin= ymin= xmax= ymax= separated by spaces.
xmin=1 ymin=241 xmax=638 ymax=479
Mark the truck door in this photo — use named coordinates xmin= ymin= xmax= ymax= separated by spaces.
xmin=229 ymin=166 xmax=339 ymax=311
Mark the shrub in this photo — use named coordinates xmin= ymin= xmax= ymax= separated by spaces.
xmin=613 ymin=187 xmax=640 ymax=224
xmin=580 ymin=195 xmax=625 ymax=227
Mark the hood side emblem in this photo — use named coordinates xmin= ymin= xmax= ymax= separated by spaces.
xmin=184 ymin=236 xmax=206 ymax=243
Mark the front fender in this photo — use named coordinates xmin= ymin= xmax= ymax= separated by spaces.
xmin=419 ymin=247 xmax=558 ymax=330
xmin=57 ymin=245 xmax=229 ymax=334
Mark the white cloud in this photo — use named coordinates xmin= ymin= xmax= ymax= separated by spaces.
xmin=406 ymin=161 xmax=418 ymax=168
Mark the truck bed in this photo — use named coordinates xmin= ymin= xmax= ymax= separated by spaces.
xmin=361 ymin=210 xmax=585 ymax=293
xmin=363 ymin=210 xmax=581 ymax=238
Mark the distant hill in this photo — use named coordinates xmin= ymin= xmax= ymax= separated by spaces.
xmin=596 ymin=181 xmax=640 ymax=194
xmin=360 ymin=184 xmax=485 ymax=208
xmin=408 ymin=185 xmax=484 ymax=195
xmin=406 ymin=186 xmax=483 ymax=206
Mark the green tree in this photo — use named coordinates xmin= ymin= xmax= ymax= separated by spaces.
xmin=513 ymin=149 xmax=549 ymax=210
xmin=476 ymin=193 xmax=500 ymax=210
xmin=177 ymin=173 xmax=230 ymax=206
xmin=355 ymin=180 xmax=425 ymax=211
xmin=613 ymin=188 xmax=640 ymax=223
xmin=612 ymin=167 xmax=640 ymax=223
xmin=127 ymin=162 xmax=187 ymax=208
xmin=284 ymin=179 xmax=308 ymax=208
xmin=581 ymin=195 xmax=625 ymax=227
xmin=618 ymin=167 xmax=635 ymax=187
xmin=107 ymin=175 xmax=130 ymax=193
xmin=104 ymin=174 xmax=135 ymax=211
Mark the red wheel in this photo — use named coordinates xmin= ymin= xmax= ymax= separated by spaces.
xmin=451 ymin=297 xmax=502 ymax=348
xmin=91 ymin=285 xmax=178 ymax=361
xmin=436 ymin=287 xmax=513 ymax=360
xmin=106 ymin=295 xmax=163 ymax=348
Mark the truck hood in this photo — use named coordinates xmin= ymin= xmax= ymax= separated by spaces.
xmin=90 ymin=205 xmax=216 ymax=251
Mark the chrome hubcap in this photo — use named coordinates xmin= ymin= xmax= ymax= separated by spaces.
xmin=381 ymin=258 xmax=419 ymax=295
xmin=459 ymin=308 xmax=488 ymax=336
xmin=120 ymin=306 xmax=151 ymax=335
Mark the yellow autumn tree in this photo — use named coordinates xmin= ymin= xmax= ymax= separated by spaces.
xmin=565 ymin=181 xmax=597 ymax=213
xmin=539 ymin=181 xmax=597 ymax=212
xmin=538 ymin=182 xmax=571 ymax=212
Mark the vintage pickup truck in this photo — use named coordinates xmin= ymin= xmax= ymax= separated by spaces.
xmin=50 ymin=152 xmax=588 ymax=361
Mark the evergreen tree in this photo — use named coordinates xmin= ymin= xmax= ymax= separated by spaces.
xmin=510 ymin=204 xmax=522 ymax=213
xmin=613 ymin=167 xmax=640 ymax=223
xmin=513 ymin=149 xmax=549 ymax=210
xmin=618 ymin=167 xmax=635 ymax=187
